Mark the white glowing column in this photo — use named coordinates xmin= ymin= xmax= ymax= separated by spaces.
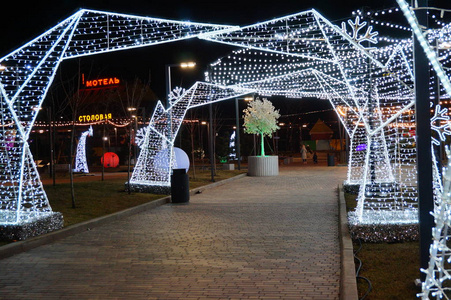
xmin=229 ymin=131 xmax=236 ymax=160
xmin=74 ymin=126 xmax=93 ymax=173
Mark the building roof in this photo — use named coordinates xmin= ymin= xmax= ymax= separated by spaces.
xmin=309 ymin=119 xmax=333 ymax=134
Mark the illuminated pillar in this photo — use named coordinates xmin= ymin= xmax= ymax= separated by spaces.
xmin=413 ymin=0 xmax=434 ymax=280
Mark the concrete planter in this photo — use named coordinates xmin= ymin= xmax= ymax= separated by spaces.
xmin=247 ymin=156 xmax=279 ymax=177
xmin=222 ymin=163 xmax=235 ymax=170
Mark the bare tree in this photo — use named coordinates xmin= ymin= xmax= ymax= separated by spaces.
xmin=115 ymin=75 xmax=156 ymax=192
xmin=185 ymin=109 xmax=198 ymax=179
xmin=58 ymin=60 xmax=90 ymax=208
xmin=211 ymin=103 xmax=225 ymax=172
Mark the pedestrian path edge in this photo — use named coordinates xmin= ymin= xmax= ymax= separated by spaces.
xmin=338 ymin=184 xmax=359 ymax=300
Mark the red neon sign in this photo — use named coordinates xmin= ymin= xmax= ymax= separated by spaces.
xmin=84 ymin=77 xmax=120 ymax=88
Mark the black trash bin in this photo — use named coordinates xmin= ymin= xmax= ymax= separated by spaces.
xmin=327 ymin=154 xmax=335 ymax=166
xmin=171 ymin=168 xmax=189 ymax=203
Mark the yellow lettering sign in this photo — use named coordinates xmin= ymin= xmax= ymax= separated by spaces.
xmin=78 ymin=113 xmax=113 ymax=123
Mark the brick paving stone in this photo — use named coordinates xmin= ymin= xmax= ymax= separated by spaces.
xmin=0 ymin=165 xmax=346 ymax=299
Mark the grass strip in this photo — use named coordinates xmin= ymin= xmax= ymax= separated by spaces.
xmin=345 ymin=193 xmax=420 ymax=299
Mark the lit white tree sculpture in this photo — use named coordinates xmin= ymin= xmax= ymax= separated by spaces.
xmin=243 ymin=98 xmax=280 ymax=157
xmin=73 ymin=126 xmax=93 ymax=173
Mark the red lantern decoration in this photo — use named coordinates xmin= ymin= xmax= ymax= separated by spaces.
xmin=101 ymin=152 xmax=119 ymax=168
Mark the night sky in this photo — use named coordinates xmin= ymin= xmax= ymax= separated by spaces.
xmin=1 ymin=0 xmax=427 ymax=55
xmin=2 ymin=0 xmax=451 ymax=101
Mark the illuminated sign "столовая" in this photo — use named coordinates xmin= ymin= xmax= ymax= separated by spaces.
xmin=78 ymin=113 xmax=112 ymax=123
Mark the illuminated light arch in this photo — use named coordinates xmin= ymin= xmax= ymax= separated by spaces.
xmin=130 ymin=8 xmax=451 ymax=233
xmin=1 ymin=7 xmax=450 ymax=235
xmin=132 ymin=42 xmax=418 ymax=228
xmin=200 ymin=10 xmax=419 ymax=226
xmin=128 ymin=82 xmax=254 ymax=193
xmin=0 ymin=8 xmax=237 ymax=229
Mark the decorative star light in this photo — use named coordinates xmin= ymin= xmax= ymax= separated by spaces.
xmin=135 ymin=127 xmax=149 ymax=149
xmin=168 ymin=87 xmax=186 ymax=106
xmin=430 ymin=104 xmax=451 ymax=146
xmin=341 ymin=16 xmax=379 ymax=46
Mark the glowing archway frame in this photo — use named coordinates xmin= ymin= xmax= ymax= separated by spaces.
xmin=128 ymin=82 xmax=253 ymax=193
xmin=1 ymin=7 xmax=449 ymax=229
xmin=204 ymin=10 xmax=422 ymax=225
xmin=131 ymin=9 xmax=423 ymax=227
xmin=0 ymin=9 xmax=237 ymax=226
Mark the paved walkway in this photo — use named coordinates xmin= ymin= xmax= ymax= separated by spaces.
xmin=0 ymin=164 xmax=347 ymax=299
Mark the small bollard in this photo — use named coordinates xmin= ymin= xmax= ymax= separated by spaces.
xmin=327 ymin=154 xmax=335 ymax=166
xmin=171 ymin=168 xmax=189 ymax=203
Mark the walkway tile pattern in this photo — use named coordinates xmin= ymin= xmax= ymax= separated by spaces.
xmin=0 ymin=165 xmax=346 ymax=299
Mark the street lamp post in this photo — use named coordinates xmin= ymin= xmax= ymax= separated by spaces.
xmin=102 ymin=122 xmax=106 ymax=181
xmin=127 ymin=107 xmax=139 ymax=163
xmin=165 ymin=62 xmax=196 ymax=174
xmin=209 ymin=103 xmax=215 ymax=182
xmin=127 ymin=107 xmax=136 ymax=194
xmin=234 ymin=96 xmax=253 ymax=170
xmin=165 ymin=62 xmax=196 ymax=109
xmin=235 ymin=98 xmax=241 ymax=170
xmin=201 ymin=118 xmax=215 ymax=182
xmin=413 ymin=0 xmax=434 ymax=281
